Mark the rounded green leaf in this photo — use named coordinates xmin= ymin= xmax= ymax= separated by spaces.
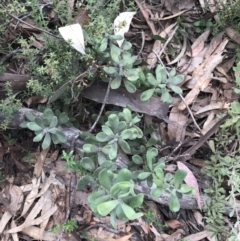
xmin=122 ymin=108 xmax=132 ymax=122
xmin=107 ymin=114 xmax=119 ymax=129
xmin=132 ymin=155 xmax=143 ymax=165
xmin=49 ymin=116 xmax=58 ymax=128
xmin=168 ymin=74 xmax=184 ymax=85
xmin=110 ymin=181 xmax=131 ymax=197
xmin=120 ymin=202 xmax=143 ymax=220
xmin=117 ymin=168 xmax=132 ymax=182
xmin=110 ymin=44 xmax=121 ymax=63
xmin=169 ymin=85 xmax=182 ymax=94
xmin=90 ymin=195 xmax=112 ymax=214
xmin=99 ymin=169 xmax=112 ymax=190
xmin=121 ymin=41 xmax=132 ymax=51
xmin=102 ymin=125 xmax=114 ymax=135
xmin=124 ymin=69 xmax=139 ymax=81
xmin=25 ymin=112 xmax=36 ymax=121
xmin=51 ymin=130 xmax=67 ymax=144
xmin=77 ymin=175 xmax=96 ymax=190
xmin=118 ymin=139 xmax=131 ymax=154
xmin=155 ymin=65 xmax=166 ymax=83
xmin=178 ymin=184 xmax=195 ymax=194
xmin=109 ymin=142 xmax=118 ymax=159
xmin=80 ymin=157 xmax=95 ymax=172
xmin=98 ymin=38 xmax=108 ymax=52
xmin=42 ymin=132 xmax=51 ymax=149
xmin=33 ymin=132 xmax=44 ymax=142
xmin=97 ymin=200 xmax=119 ymax=216
xmin=146 ymin=147 xmax=158 ymax=171
xmin=123 ymin=80 xmax=136 ymax=93
xmin=138 ymin=172 xmax=151 ymax=180
xmin=111 ymin=75 xmax=122 ymax=89
xmin=123 ymin=193 xmax=144 ymax=208
xmin=147 ymin=73 xmax=159 ymax=85
xmin=96 ymin=132 xmax=112 ymax=142
xmin=58 ymin=112 xmax=69 ymax=124
xmin=169 ymin=193 xmax=180 ymax=212
xmin=103 ymin=66 xmax=118 ymax=75
xmin=173 ymin=169 xmax=187 ymax=186
xmin=120 ymin=129 xmax=133 ymax=139
xmin=140 ymin=89 xmax=155 ymax=101
xmin=26 ymin=122 xmax=43 ymax=131
xmin=43 ymin=108 xmax=55 ymax=123
xmin=161 ymin=90 xmax=173 ymax=103
xmin=150 ymin=188 xmax=163 ymax=198
xmin=83 ymin=144 xmax=98 ymax=153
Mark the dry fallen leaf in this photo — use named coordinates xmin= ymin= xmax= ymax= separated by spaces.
xmin=177 ymin=162 xmax=202 ymax=209
xmin=166 ymin=219 xmax=182 ymax=229
xmin=115 ymin=233 xmax=133 ymax=241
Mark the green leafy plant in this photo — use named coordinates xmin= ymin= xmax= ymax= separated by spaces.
xmin=140 ymin=65 xmax=184 ymax=103
xmin=77 ymin=108 xmax=195 ymax=227
xmin=20 ymin=108 xmax=68 ymax=149
xmin=102 ymin=39 xmax=140 ymax=93
xmin=132 ymin=148 xmax=195 ymax=212
xmin=193 ymin=19 xmax=213 ymax=33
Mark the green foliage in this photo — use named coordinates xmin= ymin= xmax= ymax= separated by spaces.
xmin=49 ymin=219 xmax=77 ymax=234
xmin=140 ymin=65 xmax=184 ymax=103
xmin=20 ymin=108 xmax=68 ymax=149
xmin=0 ymin=82 xmax=22 ymax=130
xmin=77 ymin=108 xmax=194 ymax=227
xmin=193 ymin=19 xmax=213 ymax=33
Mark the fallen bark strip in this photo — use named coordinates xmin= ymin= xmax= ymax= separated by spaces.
xmin=0 ymin=108 xmax=235 ymax=215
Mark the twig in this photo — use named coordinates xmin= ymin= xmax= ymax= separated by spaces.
xmin=178 ymin=93 xmax=202 ymax=134
xmin=88 ymin=78 xmax=112 ymax=133
xmin=150 ymin=25 xmax=179 ymax=69
xmin=9 ymin=14 xmax=62 ymax=39
xmin=84 ymin=224 xmax=121 ymax=234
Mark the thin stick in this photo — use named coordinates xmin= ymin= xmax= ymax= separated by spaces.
xmin=9 ymin=14 xmax=62 ymax=39
xmin=88 ymin=78 xmax=112 ymax=133
xmin=150 ymin=25 xmax=179 ymax=69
